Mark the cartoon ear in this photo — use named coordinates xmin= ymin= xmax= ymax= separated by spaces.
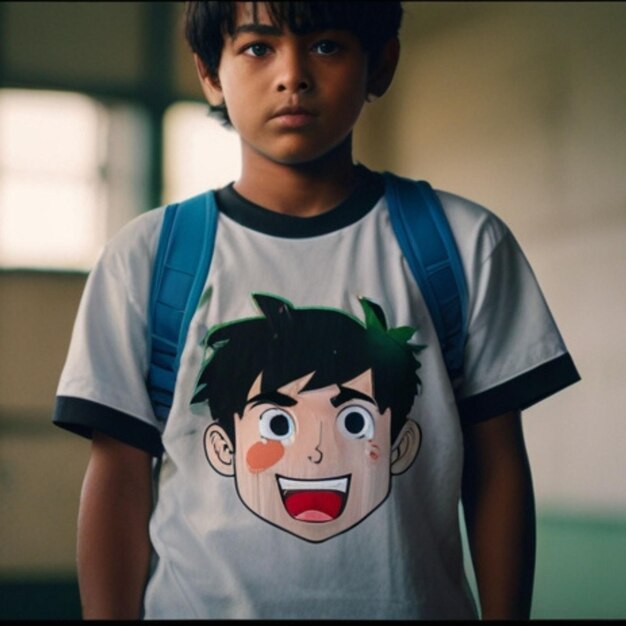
xmin=390 ymin=419 xmax=421 ymax=475
xmin=204 ymin=423 xmax=235 ymax=477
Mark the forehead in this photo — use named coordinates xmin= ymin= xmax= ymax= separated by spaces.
xmin=235 ymin=2 xmax=271 ymax=24
xmin=230 ymin=1 xmax=346 ymax=35
xmin=232 ymin=2 xmax=261 ymax=25
xmin=231 ymin=2 xmax=283 ymax=38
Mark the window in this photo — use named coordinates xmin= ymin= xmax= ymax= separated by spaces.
xmin=163 ymin=102 xmax=241 ymax=204
xmin=0 ymin=93 xmax=241 ymax=270
xmin=0 ymin=89 xmax=149 ymax=271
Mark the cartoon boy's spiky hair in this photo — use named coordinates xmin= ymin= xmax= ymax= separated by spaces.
xmin=192 ymin=293 xmax=424 ymax=444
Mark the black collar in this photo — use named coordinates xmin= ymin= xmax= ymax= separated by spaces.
xmin=214 ymin=166 xmax=384 ymax=238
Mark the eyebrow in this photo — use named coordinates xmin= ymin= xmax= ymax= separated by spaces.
xmin=233 ymin=23 xmax=283 ymax=39
xmin=330 ymin=386 xmax=377 ymax=408
xmin=246 ymin=390 xmax=298 ymax=408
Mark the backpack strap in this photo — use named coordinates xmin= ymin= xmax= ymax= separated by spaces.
xmin=146 ymin=174 xmax=467 ymax=422
xmin=383 ymin=172 xmax=468 ymax=386
xmin=147 ymin=191 xmax=219 ymax=422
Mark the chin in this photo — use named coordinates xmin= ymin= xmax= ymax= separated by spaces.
xmin=265 ymin=134 xmax=352 ymax=167
xmin=269 ymin=149 xmax=329 ymax=166
xmin=280 ymin=516 xmax=352 ymax=543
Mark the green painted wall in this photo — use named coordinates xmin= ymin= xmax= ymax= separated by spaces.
xmin=532 ymin=513 xmax=626 ymax=619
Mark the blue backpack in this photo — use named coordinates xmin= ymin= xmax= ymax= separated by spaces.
xmin=147 ymin=172 xmax=468 ymax=422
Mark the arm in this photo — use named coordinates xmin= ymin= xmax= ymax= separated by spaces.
xmin=461 ymin=410 xmax=536 ymax=620
xmin=77 ymin=430 xmax=154 ymax=619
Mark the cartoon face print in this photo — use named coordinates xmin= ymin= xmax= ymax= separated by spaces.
xmin=204 ymin=368 xmax=421 ymax=543
xmin=194 ymin=293 xmax=425 ymax=543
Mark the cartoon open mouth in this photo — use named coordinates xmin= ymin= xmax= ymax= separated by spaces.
xmin=277 ymin=474 xmax=351 ymax=522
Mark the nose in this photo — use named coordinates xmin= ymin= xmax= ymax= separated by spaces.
xmin=276 ymin=48 xmax=312 ymax=94
xmin=307 ymin=422 xmax=324 ymax=464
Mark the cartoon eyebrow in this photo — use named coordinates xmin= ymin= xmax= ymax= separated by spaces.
xmin=247 ymin=390 xmax=298 ymax=408
xmin=233 ymin=23 xmax=283 ymax=39
xmin=330 ymin=386 xmax=377 ymax=408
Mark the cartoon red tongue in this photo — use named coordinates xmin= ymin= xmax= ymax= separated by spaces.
xmin=283 ymin=490 xmax=344 ymax=522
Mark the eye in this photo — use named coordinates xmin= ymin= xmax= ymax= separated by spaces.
xmin=313 ymin=39 xmax=339 ymax=55
xmin=244 ymin=42 xmax=271 ymax=57
xmin=259 ymin=408 xmax=295 ymax=440
xmin=336 ymin=405 xmax=374 ymax=440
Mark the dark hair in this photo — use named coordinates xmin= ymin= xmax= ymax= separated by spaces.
xmin=184 ymin=1 xmax=403 ymax=126
xmin=192 ymin=293 xmax=423 ymax=445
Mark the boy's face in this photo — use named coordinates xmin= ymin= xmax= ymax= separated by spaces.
xmin=205 ymin=369 xmax=420 ymax=542
xmin=197 ymin=2 xmax=371 ymax=167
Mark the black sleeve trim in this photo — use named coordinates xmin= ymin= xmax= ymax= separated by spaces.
xmin=52 ymin=396 xmax=163 ymax=457
xmin=458 ymin=353 xmax=581 ymax=425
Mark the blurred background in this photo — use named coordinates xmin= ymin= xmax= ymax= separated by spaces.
xmin=0 ymin=1 xmax=624 ymax=619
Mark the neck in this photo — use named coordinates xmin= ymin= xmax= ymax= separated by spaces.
xmin=234 ymin=136 xmax=361 ymax=217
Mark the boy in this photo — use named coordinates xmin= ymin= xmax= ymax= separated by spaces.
xmin=53 ymin=1 xmax=580 ymax=620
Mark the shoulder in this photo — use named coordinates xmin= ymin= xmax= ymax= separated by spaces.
xmin=433 ymin=188 xmax=511 ymax=265
xmin=381 ymin=171 xmax=513 ymax=264
xmin=86 ymin=207 xmax=165 ymax=310
xmin=94 ymin=207 xmax=165 ymax=292
xmin=100 ymin=206 xmax=165 ymax=271
xmin=436 ymin=189 xmax=510 ymax=252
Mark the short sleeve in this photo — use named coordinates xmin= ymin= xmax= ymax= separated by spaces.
xmin=439 ymin=193 xmax=580 ymax=424
xmin=52 ymin=209 xmax=165 ymax=455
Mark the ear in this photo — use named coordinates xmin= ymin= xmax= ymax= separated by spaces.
xmin=390 ymin=419 xmax=421 ymax=475
xmin=193 ymin=53 xmax=224 ymax=106
xmin=366 ymin=37 xmax=400 ymax=99
xmin=204 ymin=422 xmax=235 ymax=476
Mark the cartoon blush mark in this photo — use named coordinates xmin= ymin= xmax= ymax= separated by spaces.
xmin=366 ymin=440 xmax=380 ymax=461
xmin=246 ymin=439 xmax=285 ymax=473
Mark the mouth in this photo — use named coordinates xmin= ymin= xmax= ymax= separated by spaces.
xmin=272 ymin=105 xmax=315 ymax=117
xmin=270 ymin=106 xmax=317 ymax=129
xmin=277 ymin=474 xmax=350 ymax=523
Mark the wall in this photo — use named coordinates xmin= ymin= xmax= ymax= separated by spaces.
xmin=360 ymin=1 xmax=626 ymax=514
xmin=0 ymin=273 xmax=88 ymax=565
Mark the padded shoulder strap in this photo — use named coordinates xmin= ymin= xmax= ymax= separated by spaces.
xmin=383 ymin=172 xmax=468 ymax=386
xmin=147 ymin=191 xmax=218 ymax=422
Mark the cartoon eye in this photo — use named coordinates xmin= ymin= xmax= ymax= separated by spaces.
xmin=336 ymin=405 xmax=374 ymax=440
xmin=259 ymin=408 xmax=295 ymax=441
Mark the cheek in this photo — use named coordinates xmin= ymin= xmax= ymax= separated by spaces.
xmin=365 ymin=440 xmax=381 ymax=462
xmin=246 ymin=439 xmax=285 ymax=473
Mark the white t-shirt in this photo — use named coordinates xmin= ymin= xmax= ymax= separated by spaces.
xmin=54 ymin=170 xmax=579 ymax=619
